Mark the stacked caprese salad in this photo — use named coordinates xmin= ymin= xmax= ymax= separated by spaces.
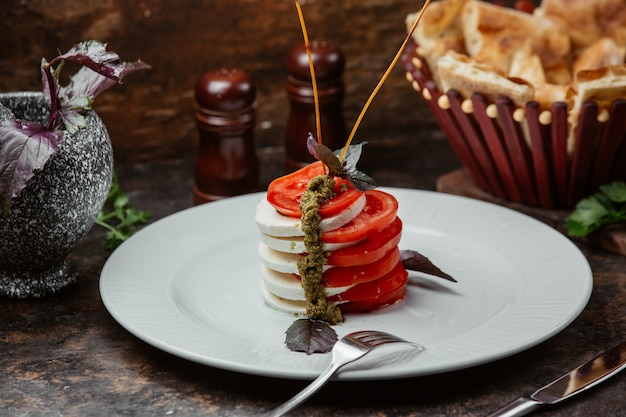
xmin=255 ymin=161 xmax=408 ymax=319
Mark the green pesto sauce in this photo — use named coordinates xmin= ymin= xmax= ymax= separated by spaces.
xmin=297 ymin=174 xmax=344 ymax=324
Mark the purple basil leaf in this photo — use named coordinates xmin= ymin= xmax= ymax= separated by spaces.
xmin=338 ymin=141 xmax=366 ymax=172
xmin=306 ymin=133 xmax=343 ymax=176
xmin=348 ymin=169 xmax=377 ymax=191
xmin=400 ymin=249 xmax=457 ymax=282
xmin=54 ymin=40 xmax=150 ymax=84
xmin=330 ymin=142 xmax=376 ymax=190
xmin=54 ymin=40 xmax=124 ymax=79
xmin=116 ymin=59 xmax=152 ymax=79
xmin=0 ymin=120 xmax=64 ymax=212
xmin=285 ymin=318 xmax=338 ymax=354
xmin=57 ymin=40 xmax=119 ymax=61
xmin=59 ymin=67 xmax=117 ymax=103
xmin=59 ymin=61 xmax=149 ymax=104
xmin=306 ymin=132 xmax=319 ymax=158
xmin=307 ymin=135 xmax=377 ymax=190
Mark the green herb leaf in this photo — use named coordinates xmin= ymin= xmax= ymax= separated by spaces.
xmin=95 ymin=173 xmax=149 ymax=251
xmin=599 ymin=181 xmax=626 ymax=203
xmin=400 ymin=249 xmax=457 ymax=282
xmin=285 ymin=318 xmax=338 ymax=355
xmin=565 ymin=181 xmax=626 ymax=237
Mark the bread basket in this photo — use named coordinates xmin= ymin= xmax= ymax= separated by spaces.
xmin=402 ymin=2 xmax=626 ymax=210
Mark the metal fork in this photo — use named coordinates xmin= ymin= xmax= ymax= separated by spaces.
xmin=264 ymin=330 xmax=422 ymax=417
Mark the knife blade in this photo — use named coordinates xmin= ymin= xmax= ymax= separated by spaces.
xmin=486 ymin=339 xmax=626 ymax=417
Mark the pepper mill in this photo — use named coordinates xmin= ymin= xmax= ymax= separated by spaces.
xmin=285 ymin=39 xmax=348 ymax=172
xmin=193 ymin=68 xmax=259 ymax=205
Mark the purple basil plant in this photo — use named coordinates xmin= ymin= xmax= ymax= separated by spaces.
xmin=0 ymin=40 xmax=150 ymax=213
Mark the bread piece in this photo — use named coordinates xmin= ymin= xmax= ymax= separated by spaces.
xmin=533 ymin=83 xmax=571 ymax=109
xmin=573 ymin=37 xmax=626 ymax=76
xmin=544 ymin=62 xmax=573 ymax=86
xmin=437 ymin=50 xmax=534 ymax=107
xmin=410 ymin=0 xmax=467 ymax=38
xmin=462 ymin=0 xmax=571 ymax=83
xmin=571 ymin=65 xmax=626 ymax=110
xmin=567 ymin=65 xmax=626 ymax=153
xmin=508 ymin=39 xmax=547 ymax=86
xmin=536 ymin=0 xmax=626 ymax=50
xmin=407 ymin=0 xmax=468 ymax=79
xmin=472 ymin=35 xmax=529 ymax=74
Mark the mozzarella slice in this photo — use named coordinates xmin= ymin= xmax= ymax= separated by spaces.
xmin=261 ymin=282 xmax=347 ymax=315
xmin=255 ymin=193 xmax=366 ymax=237
xmin=260 ymin=265 xmax=352 ymax=301
xmin=258 ymin=242 xmax=333 ymax=274
xmin=259 ymin=233 xmax=360 ymax=254
xmin=261 ymin=282 xmax=306 ymax=315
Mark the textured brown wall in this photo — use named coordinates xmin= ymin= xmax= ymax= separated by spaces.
xmin=0 ymin=0 xmax=519 ymax=164
xmin=0 ymin=0 xmax=434 ymax=163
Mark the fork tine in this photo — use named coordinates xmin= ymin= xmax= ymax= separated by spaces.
xmin=348 ymin=330 xmax=392 ymax=339
xmin=348 ymin=330 xmax=411 ymax=346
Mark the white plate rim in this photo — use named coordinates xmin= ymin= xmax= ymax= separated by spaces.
xmin=99 ymin=188 xmax=593 ymax=380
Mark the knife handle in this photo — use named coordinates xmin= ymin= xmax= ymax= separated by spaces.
xmin=485 ymin=397 xmax=542 ymax=417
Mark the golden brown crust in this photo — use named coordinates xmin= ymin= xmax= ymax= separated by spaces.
xmin=407 ymin=0 xmax=467 ymax=81
xmin=564 ymin=65 xmax=626 ymax=152
xmin=410 ymin=0 xmax=468 ymax=38
xmin=508 ymin=39 xmax=547 ymax=86
xmin=407 ymin=0 xmax=626 ymax=114
xmin=533 ymin=83 xmax=571 ymax=109
xmin=461 ymin=0 xmax=570 ymax=72
xmin=472 ymin=35 xmax=529 ymax=74
xmin=406 ymin=0 xmax=626 ymax=161
xmin=573 ymin=37 xmax=626 ymax=75
xmin=536 ymin=0 xmax=626 ymax=50
xmin=437 ymin=50 xmax=534 ymax=107
xmin=572 ymin=65 xmax=626 ymax=105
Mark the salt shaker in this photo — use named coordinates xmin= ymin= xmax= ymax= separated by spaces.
xmin=193 ymin=68 xmax=259 ymax=204
xmin=285 ymin=39 xmax=347 ymax=172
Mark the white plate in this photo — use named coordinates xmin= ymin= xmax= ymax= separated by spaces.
xmin=100 ymin=189 xmax=592 ymax=380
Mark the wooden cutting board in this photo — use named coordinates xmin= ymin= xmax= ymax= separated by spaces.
xmin=436 ymin=169 xmax=626 ymax=256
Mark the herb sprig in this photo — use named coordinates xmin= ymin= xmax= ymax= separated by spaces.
xmin=565 ymin=181 xmax=626 ymax=237
xmin=306 ymin=133 xmax=376 ymax=191
xmin=0 ymin=40 xmax=149 ymax=213
xmin=96 ymin=173 xmax=149 ymax=251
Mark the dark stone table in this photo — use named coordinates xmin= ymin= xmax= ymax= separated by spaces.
xmin=2 ymin=128 xmax=625 ymax=416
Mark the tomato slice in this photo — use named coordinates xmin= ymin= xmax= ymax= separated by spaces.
xmin=339 ymin=283 xmax=406 ymax=313
xmin=321 ymin=189 xmax=398 ymax=243
xmin=266 ymin=161 xmax=363 ymax=218
xmin=323 ymin=247 xmax=400 ymax=288
xmin=328 ymin=261 xmax=408 ymax=313
xmin=327 ymin=217 xmax=403 ymax=267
